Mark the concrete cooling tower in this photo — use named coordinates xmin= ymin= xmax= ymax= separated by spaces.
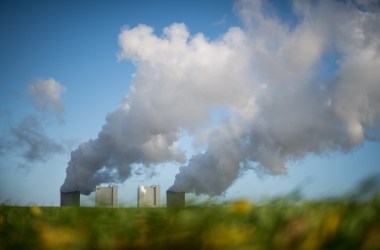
xmin=137 ymin=185 xmax=160 ymax=207
xmin=60 ymin=191 xmax=80 ymax=206
xmin=166 ymin=191 xmax=185 ymax=207
xmin=95 ymin=185 xmax=118 ymax=207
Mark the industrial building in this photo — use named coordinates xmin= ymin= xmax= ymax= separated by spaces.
xmin=137 ymin=185 xmax=160 ymax=207
xmin=95 ymin=185 xmax=118 ymax=207
xmin=166 ymin=190 xmax=185 ymax=207
xmin=60 ymin=191 xmax=80 ymax=206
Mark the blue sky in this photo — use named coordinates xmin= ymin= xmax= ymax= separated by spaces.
xmin=1 ymin=0 xmax=379 ymax=206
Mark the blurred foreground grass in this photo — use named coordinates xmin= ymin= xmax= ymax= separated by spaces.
xmin=1 ymin=198 xmax=380 ymax=250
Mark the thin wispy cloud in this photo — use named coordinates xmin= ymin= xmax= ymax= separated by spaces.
xmin=10 ymin=116 xmax=66 ymax=162
xmin=28 ymin=78 xmax=66 ymax=113
xmin=0 ymin=78 xmax=68 ymax=165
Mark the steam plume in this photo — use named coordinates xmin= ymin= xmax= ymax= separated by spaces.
xmin=61 ymin=0 xmax=380 ymax=196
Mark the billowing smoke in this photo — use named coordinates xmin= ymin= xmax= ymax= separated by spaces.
xmin=61 ymin=0 xmax=380 ymax=196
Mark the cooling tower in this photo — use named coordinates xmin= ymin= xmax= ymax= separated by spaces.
xmin=137 ymin=185 xmax=160 ymax=207
xmin=166 ymin=190 xmax=185 ymax=207
xmin=60 ymin=191 xmax=80 ymax=206
xmin=95 ymin=185 xmax=118 ymax=207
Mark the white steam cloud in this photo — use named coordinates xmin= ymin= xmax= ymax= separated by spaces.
xmin=61 ymin=0 xmax=380 ymax=196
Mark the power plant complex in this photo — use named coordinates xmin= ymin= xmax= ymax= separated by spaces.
xmin=60 ymin=184 xmax=185 ymax=207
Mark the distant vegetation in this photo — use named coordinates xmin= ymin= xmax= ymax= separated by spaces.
xmin=1 ymin=196 xmax=380 ymax=250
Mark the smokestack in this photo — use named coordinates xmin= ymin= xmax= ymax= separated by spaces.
xmin=60 ymin=191 xmax=80 ymax=206
xmin=166 ymin=190 xmax=185 ymax=207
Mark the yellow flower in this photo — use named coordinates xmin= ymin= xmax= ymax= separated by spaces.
xmin=321 ymin=213 xmax=340 ymax=239
xmin=203 ymin=224 xmax=252 ymax=249
xmin=30 ymin=205 xmax=42 ymax=217
xmin=39 ymin=225 xmax=85 ymax=250
xmin=230 ymin=200 xmax=253 ymax=214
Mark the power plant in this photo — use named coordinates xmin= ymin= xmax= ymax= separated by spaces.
xmin=60 ymin=191 xmax=80 ymax=206
xmin=137 ymin=185 xmax=160 ymax=207
xmin=95 ymin=185 xmax=118 ymax=207
xmin=166 ymin=190 xmax=185 ymax=207
xmin=60 ymin=185 xmax=186 ymax=208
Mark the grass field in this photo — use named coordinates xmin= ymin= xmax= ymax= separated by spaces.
xmin=1 ymin=196 xmax=380 ymax=250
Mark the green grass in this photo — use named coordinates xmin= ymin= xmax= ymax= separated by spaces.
xmin=1 ymin=198 xmax=380 ymax=250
